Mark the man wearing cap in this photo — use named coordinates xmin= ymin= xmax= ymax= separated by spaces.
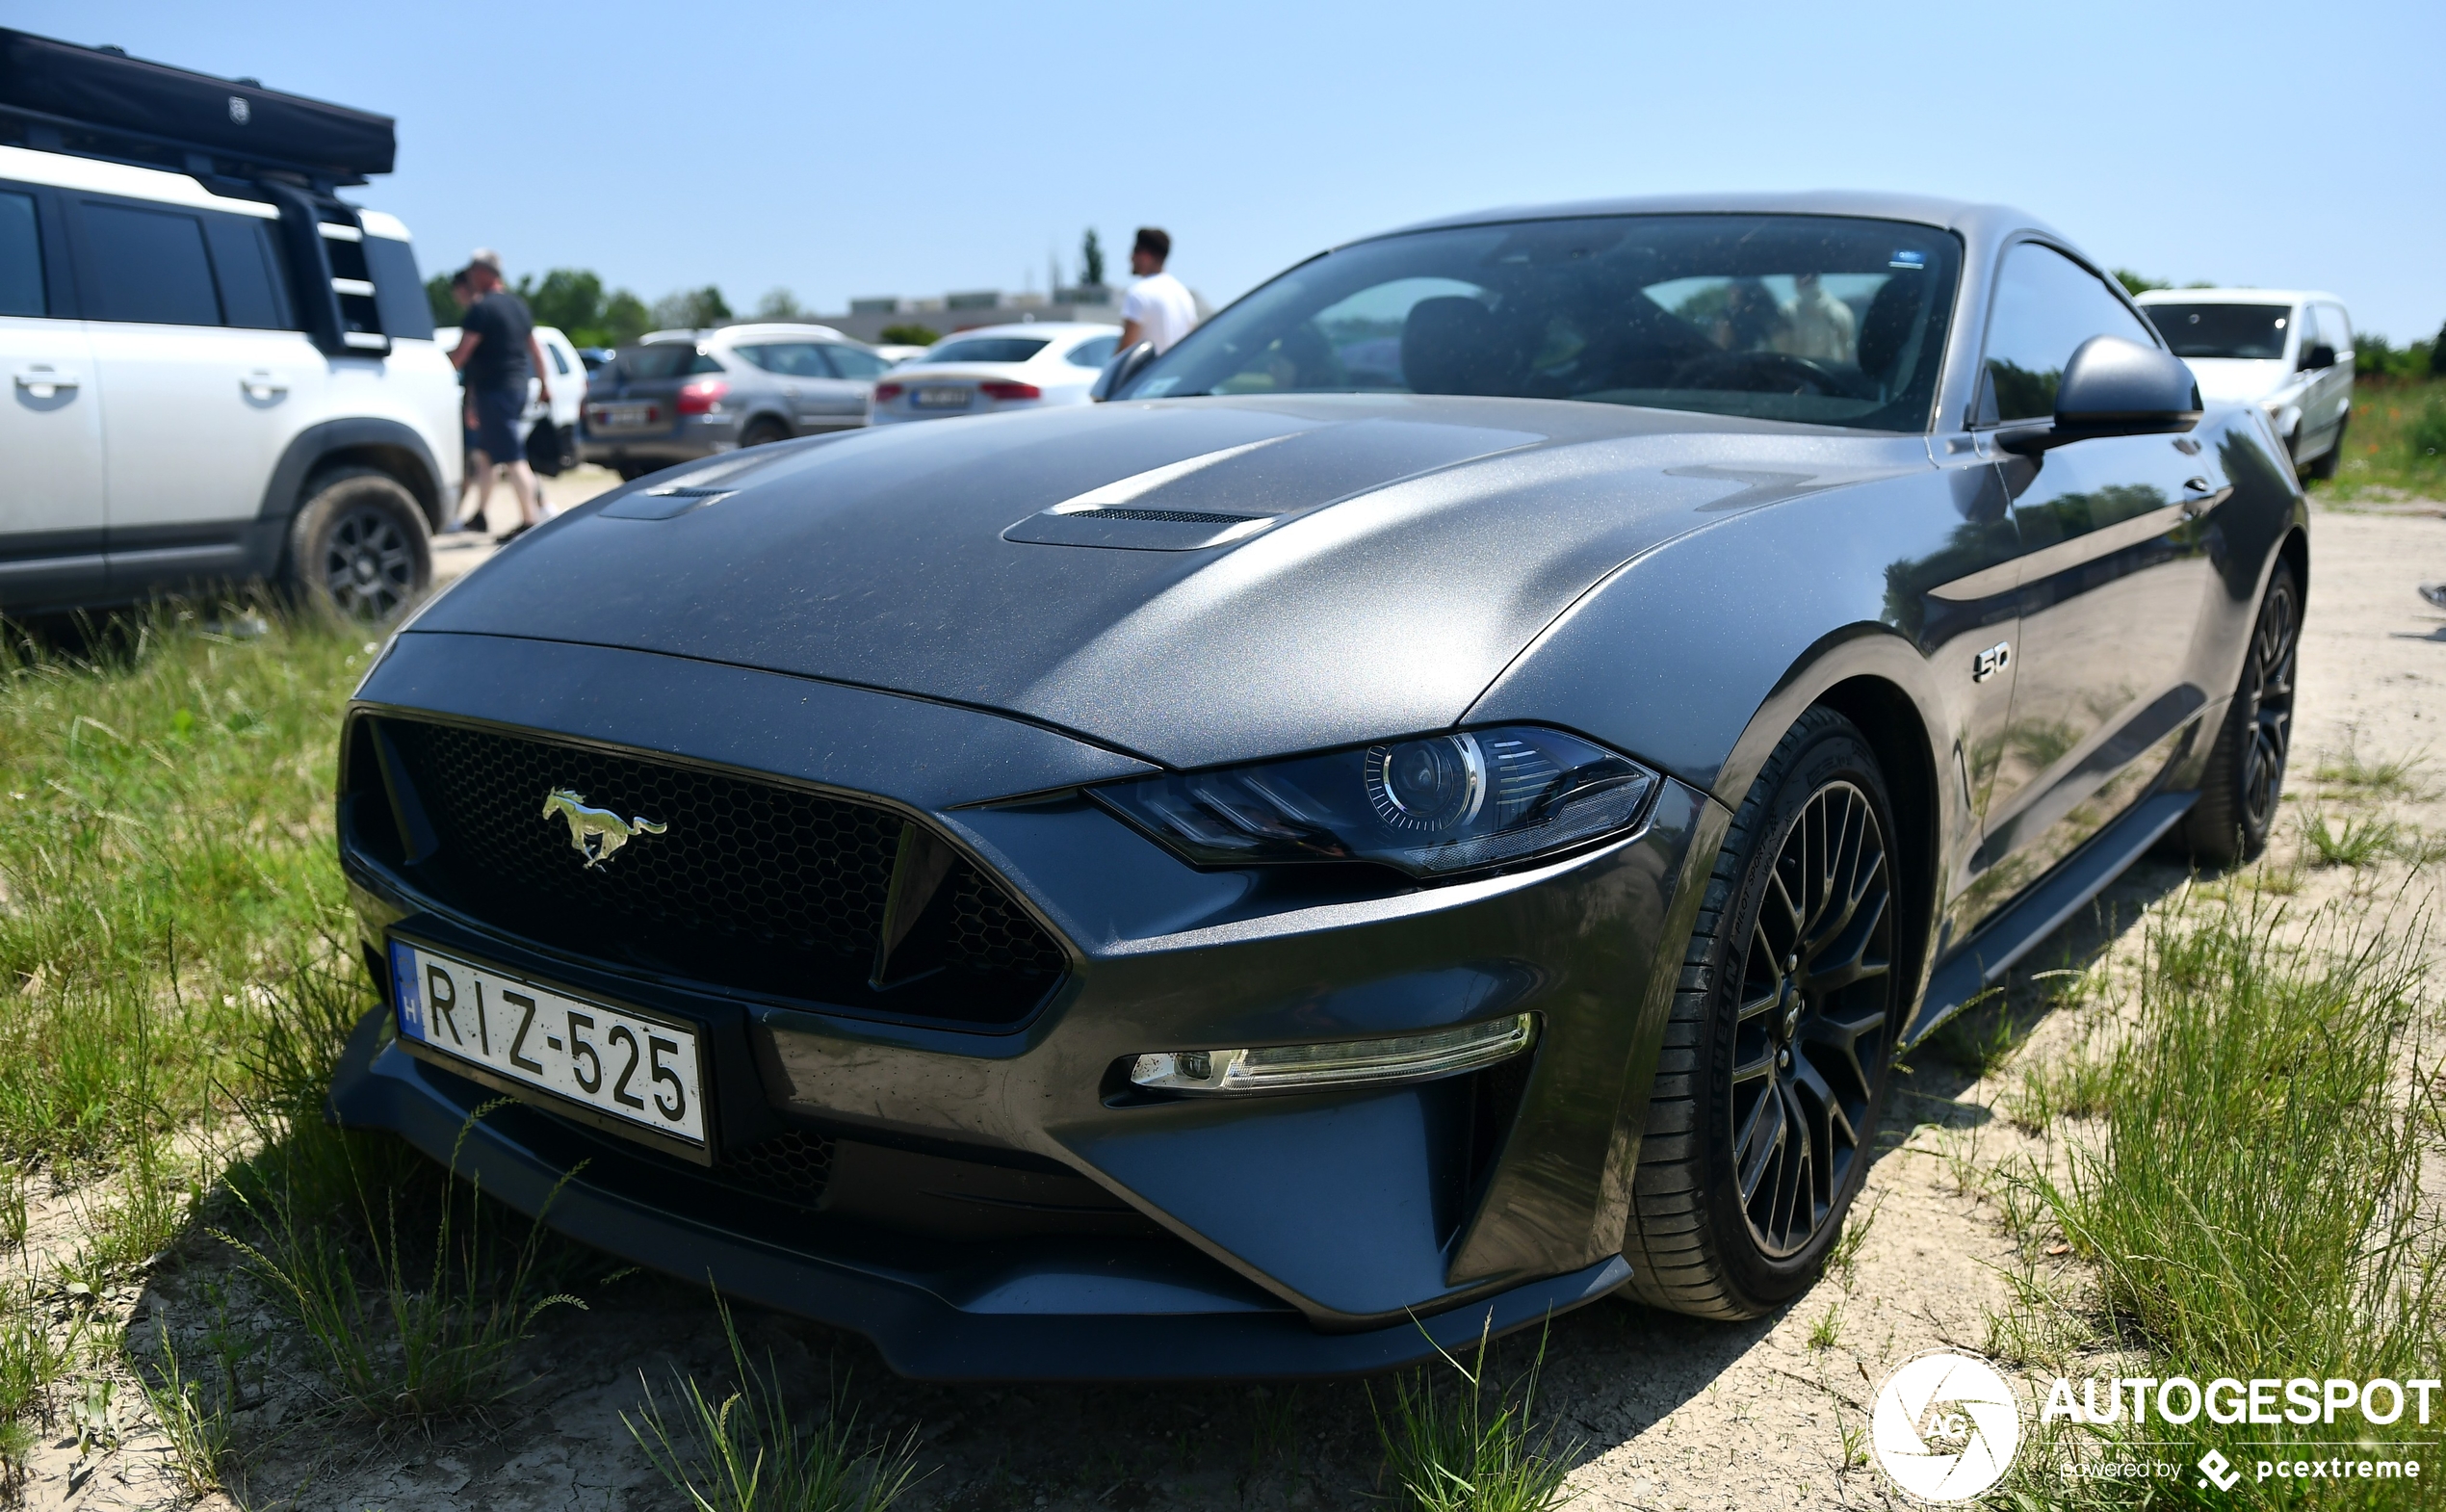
xmin=449 ymin=249 xmax=552 ymax=539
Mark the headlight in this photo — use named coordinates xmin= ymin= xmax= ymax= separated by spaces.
xmin=1090 ymin=725 xmax=1655 ymax=878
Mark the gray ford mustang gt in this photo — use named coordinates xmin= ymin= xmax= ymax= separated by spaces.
xmin=331 ymin=192 xmax=2304 ymax=1380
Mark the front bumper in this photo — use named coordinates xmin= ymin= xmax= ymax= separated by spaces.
xmin=334 ymin=631 xmax=1724 ymax=1378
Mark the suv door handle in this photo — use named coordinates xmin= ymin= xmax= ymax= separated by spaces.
xmin=241 ymin=372 xmax=289 ymax=401
xmin=13 ymin=367 xmax=79 ymax=398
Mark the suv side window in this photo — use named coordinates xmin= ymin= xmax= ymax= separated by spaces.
xmin=200 ymin=216 xmax=290 ymax=329
xmin=83 ymin=201 xmax=222 ymax=326
xmin=1979 ymin=243 xmax=2159 ymax=423
xmin=0 ymin=190 xmax=42 ymax=316
xmin=2319 ymin=303 xmax=2353 ymax=357
xmin=821 ymin=344 xmax=890 ymax=379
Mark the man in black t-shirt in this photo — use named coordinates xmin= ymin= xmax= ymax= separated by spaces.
xmin=448 ymin=249 xmax=553 ymax=539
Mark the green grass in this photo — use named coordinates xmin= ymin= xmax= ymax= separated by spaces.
xmin=1991 ymin=893 xmax=2445 ymax=1507
xmin=1370 ymin=1321 xmax=1577 ymax=1512
xmin=2313 ymin=378 xmax=2446 ymax=500
xmin=626 ymin=1291 xmax=924 ymax=1512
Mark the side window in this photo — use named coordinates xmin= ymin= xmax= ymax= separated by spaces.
xmin=821 ymin=345 xmax=890 ymax=379
xmin=0 ymin=190 xmax=42 ymax=317
xmin=731 ymin=344 xmax=775 ymax=372
xmin=83 ymin=201 xmax=222 ymax=326
xmin=2319 ymin=304 xmax=2353 ymax=356
xmin=546 ymin=342 xmax=570 ymax=376
xmin=202 ymin=214 xmax=290 ymax=329
xmin=1066 ymin=334 xmax=1118 ymax=369
xmin=361 ymin=236 xmax=435 ymax=341
xmin=1978 ymin=243 xmax=2158 ymax=423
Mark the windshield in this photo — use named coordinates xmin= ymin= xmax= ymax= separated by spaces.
xmin=924 ymin=336 xmax=1050 ymax=365
xmin=620 ymin=346 xmax=722 ymax=380
xmin=2142 ymin=302 xmax=2292 ymax=360
xmin=1122 ymin=214 xmax=1962 ymax=430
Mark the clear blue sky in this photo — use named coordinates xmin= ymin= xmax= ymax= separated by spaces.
xmin=16 ymin=0 xmax=2444 ymax=340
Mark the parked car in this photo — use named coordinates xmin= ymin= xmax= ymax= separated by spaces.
xmin=868 ymin=322 xmax=1118 ymax=424
xmin=2137 ymin=288 xmax=2354 ymax=479
xmin=578 ymin=323 xmax=893 ymax=480
xmin=0 ymin=30 xmax=458 ymax=622
xmin=872 ymin=344 xmax=929 ymax=366
xmin=434 ymin=323 xmax=585 ymax=439
xmin=575 ymin=346 xmax=616 ymax=372
xmin=334 ymin=194 xmax=2304 ymax=1379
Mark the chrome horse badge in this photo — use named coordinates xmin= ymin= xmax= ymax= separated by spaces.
xmin=541 ymin=788 xmax=666 ymax=869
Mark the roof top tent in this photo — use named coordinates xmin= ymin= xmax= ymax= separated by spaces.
xmin=0 ymin=28 xmax=406 ymax=358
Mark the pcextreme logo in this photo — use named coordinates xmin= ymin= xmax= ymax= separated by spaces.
xmin=1870 ymin=1351 xmax=2022 ymax=1501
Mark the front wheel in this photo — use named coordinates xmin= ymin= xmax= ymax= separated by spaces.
xmin=286 ymin=467 xmax=431 ymax=624
xmin=1622 ymin=707 xmax=1901 ymax=1318
xmin=2178 ymin=560 xmax=2301 ymax=865
xmin=2307 ymin=418 xmax=2347 ymax=482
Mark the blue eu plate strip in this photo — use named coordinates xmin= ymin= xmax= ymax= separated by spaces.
xmin=390 ymin=940 xmax=426 ymax=1042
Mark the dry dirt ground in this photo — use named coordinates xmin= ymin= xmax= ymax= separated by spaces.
xmin=14 ymin=500 xmax=2446 ymax=1511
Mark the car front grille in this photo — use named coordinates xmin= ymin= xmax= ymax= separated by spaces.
xmin=362 ymin=717 xmax=1066 ymax=1027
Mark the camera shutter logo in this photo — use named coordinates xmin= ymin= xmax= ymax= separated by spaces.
xmin=1870 ymin=1351 xmax=2022 ymax=1501
xmin=228 ymin=94 xmax=250 ymax=125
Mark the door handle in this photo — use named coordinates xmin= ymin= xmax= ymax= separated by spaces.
xmin=2180 ymin=477 xmax=2216 ymax=520
xmin=13 ymin=367 xmax=79 ymax=398
xmin=242 ymin=372 xmax=289 ymax=401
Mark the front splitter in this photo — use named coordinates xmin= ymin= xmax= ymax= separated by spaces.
xmin=326 ymin=1006 xmax=1632 ymax=1381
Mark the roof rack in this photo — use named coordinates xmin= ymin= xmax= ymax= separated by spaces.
xmin=0 ymin=28 xmax=394 ymax=188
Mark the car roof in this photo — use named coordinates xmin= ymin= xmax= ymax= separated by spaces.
xmin=2132 ymin=288 xmax=2343 ymax=307
xmin=931 ymin=323 xmax=1118 ymax=344
xmin=643 ymin=323 xmax=858 ymax=347
xmin=1377 ymin=190 xmax=2062 ymax=248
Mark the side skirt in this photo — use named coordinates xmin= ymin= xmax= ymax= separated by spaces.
xmin=1906 ymin=790 xmax=2197 ymax=1048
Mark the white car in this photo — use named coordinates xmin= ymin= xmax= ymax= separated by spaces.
xmin=869 ymin=322 xmax=1119 ymax=424
xmin=434 ymin=323 xmax=586 ymax=437
xmin=2136 ymin=288 xmax=2354 ymax=479
xmin=0 ymin=34 xmax=460 ymax=622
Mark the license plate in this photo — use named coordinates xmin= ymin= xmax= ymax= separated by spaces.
xmin=912 ymin=385 xmax=971 ymax=409
xmin=389 ymin=940 xmax=707 ymax=1147
xmin=591 ymin=402 xmax=661 ymax=430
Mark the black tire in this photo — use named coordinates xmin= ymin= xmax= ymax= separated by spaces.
xmin=1623 ymin=708 xmax=1902 ymax=1319
xmin=615 ymin=461 xmax=660 ymax=482
xmin=2307 ymin=418 xmax=2347 ymax=482
xmin=2178 ymin=560 xmax=2301 ymax=865
xmin=740 ymin=417 xmax=791 ymax=448
xmin=286 ymin=467 xmax=430 ymax=624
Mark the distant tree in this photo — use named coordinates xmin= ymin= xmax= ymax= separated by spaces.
xmin=752 ymin=287 xmax=811 ymax=322
xmin=648 ymin=286 xmax=733 ymax=331
xmin=1080 ymin=228 xmax=1105 ymax=289
xmin=599 ymin=290 xmax=651 ymax=348
xmin=2113 ymin=270 xmax=2171 ymax=297
xmin=425 ymin=272 xmax=460 ymax=327
xmin=517 ymin=268 xmax=607 ymax=335
xmin=879 ymin=323 xmax=941 ymax=347
xmin=2433 ymin=320 xmax=2446 ymax=377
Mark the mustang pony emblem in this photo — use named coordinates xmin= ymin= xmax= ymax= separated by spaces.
xmin=541 ymin=788 xmax=666 ymax=869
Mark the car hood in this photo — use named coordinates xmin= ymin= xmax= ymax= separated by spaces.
xmin=412 ymin=395 xmax=1927 ymax=771
xmin=2180 ymin=357 xmax=2294 ymax=405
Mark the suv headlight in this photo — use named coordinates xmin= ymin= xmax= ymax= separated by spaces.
xmin=1091 ymin=725 xmax=1655 ymax=878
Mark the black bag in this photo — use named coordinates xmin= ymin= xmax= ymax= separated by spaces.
xmin=525 ymin=416 xmax=574 ymax=478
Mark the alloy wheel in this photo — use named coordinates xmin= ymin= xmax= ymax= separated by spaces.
xmin=322 ymin=505 xmax=415 ymax=621
xmin=2239 ymin=575 xmax=2300 ymax=834
xmin=1730 ymin=779 xmax=1895 ymax=1258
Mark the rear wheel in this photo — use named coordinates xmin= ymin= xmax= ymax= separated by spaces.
xmin=2178 ymin=560 xmax=2300 ymax=865
xmin=740 ymin=417 xmax=791 ymax=448
xmin=2307 ymin=418 xmax=2347 ymax=482
xmin=286 ymin=467 xmax=430 ymax=624
xmin=1622 ymin=708 xmax=1901 ymax=1318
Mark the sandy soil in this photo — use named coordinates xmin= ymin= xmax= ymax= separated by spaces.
xmin=13 ymin=500 xmax=2443 ymax=1511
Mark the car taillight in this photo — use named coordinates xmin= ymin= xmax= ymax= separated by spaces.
xmin=676 ymin=378 xmax=729 ymax=415
xmin=979 ymin=380 xmax=1041 ymax=402
xmin=873 ymin=382 xmax=903 ymax=403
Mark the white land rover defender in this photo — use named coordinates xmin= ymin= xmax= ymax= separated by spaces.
xmin=0 ymin=28 xmax=458 ymax=621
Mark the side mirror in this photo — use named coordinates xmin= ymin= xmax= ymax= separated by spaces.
xmin=2302 ymin=343 xmax=2336 ymax=372
xmin=1090 ymin=340 xmax=1156 ymax=403
xmin=1998 ymin=334 xmax=2200 ymax=454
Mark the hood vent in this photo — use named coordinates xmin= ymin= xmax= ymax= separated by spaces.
xmin=1003 ymin=503 xmax=1276 ymax=551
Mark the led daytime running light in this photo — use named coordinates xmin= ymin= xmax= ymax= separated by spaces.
xmin=1129 ymin=1014 xmax=1537 ymax=1095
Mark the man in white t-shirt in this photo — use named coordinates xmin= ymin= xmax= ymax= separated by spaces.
xmin=1118 ymin=227 xmax=1197 ymax=354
